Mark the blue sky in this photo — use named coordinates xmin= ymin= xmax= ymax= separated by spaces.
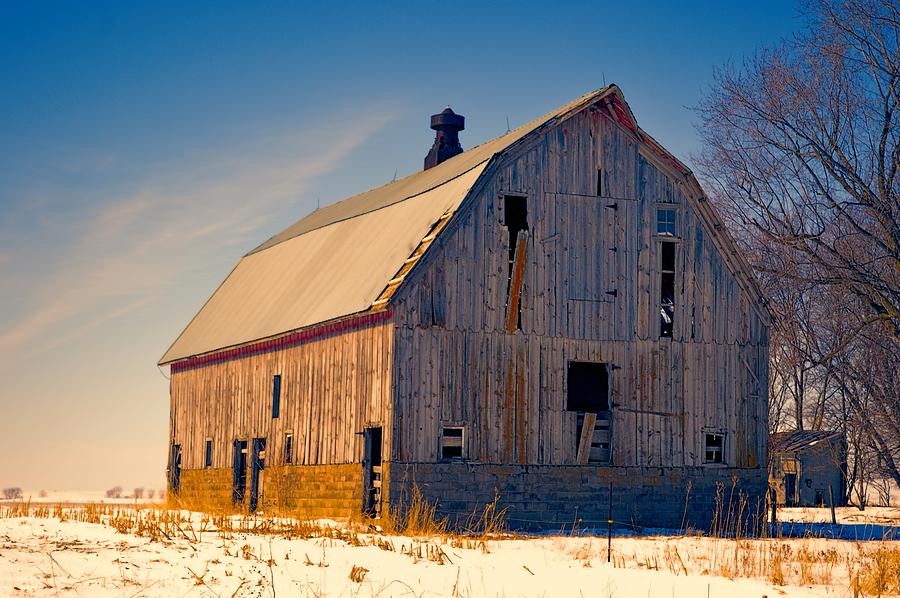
xmin=0 ymin=1 xmax=799 ymax=490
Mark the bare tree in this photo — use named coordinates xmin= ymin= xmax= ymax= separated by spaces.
xmin=696 ymin=0 xmax=899 ymax=335
xmin=2 ymin=488 xmax=22 ymax=500
xmin=696 ymin=0 xmax=900 ymax=495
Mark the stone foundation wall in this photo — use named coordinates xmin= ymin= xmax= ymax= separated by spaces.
xmin=174 ymin=463 xmax=368 ymax=518
xmin=176 ymin=469 xmax=234 ymax=512
xmin=263 ymin=464 xmax=364 ymax=518
xmin=388 ymin=462 xmax=769 ymax=532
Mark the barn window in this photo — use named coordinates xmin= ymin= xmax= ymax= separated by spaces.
xmin=440 ymin=427 xmax=464 ymax=461
xmin=503 ymin=195 xmax=528 ymax=330
xmin=272 ymin=374 xmax=282 ymax=419
xmin=596 ymin=169 xmax=604 ymax=196
xmin=566 ymin=362 xmax=609 ymax=412
xmin=657 ymin=208 xmax=677 ymax=236
xmin=566 ymin=362 xmax=611 ymax=464
xmin=283 ymin=433 xmax=293 ymax=464
xmin=704 ymin=433 xmax=724 ymax=464
xmin=204 ymin=439 xmax=213 ymax=468
xmin=660 ymin=242 xmax=676 ymax=338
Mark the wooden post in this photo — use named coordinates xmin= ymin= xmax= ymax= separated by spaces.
xmin=607 ymin=479 xmax=612 ymax=563
xmin=505 ymin=234 xmax=528 ymax=332
xmin=828 ymin=485 xmax=837 ymax=525
xmin=576 ymin=413 xmax=597 ymax=464
xmin=770 ymin=487 xmax=777 ymax=526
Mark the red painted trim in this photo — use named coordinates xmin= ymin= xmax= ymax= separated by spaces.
xmin=609 ymin=96 xmax=639 ymax=137
xmin=605 ymin=95 xmax=689 ymax=176
xmin=170 ymin=309 xmax=393 ymax=373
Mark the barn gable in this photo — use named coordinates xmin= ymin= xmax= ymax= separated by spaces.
xmin=392 ymin=90 xmax=770 ymax=333
xmin=160 ymin=86 xmax=627 ymax=365
xmin=387 ymin=87 xmax=771 ymax=470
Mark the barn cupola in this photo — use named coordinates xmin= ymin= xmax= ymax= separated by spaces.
xmin=423 ymin=106 xmax=465 ymax=170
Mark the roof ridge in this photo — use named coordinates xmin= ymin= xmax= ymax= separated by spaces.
xmin=247 ymin=86 xmax=614 ymax=255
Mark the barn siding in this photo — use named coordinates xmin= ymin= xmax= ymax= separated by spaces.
xmin=169 ymin=320 xmax=393 ymax=512
xmin=390 ymin=107 xmax=768 ymax=479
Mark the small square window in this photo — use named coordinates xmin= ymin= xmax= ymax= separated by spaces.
xmin=440 ymin=427 xmax=464 ymax=460
xmin=284 ymin=433 xmax=293 ymax=465
xmin=204 ymin=439 xmax=213 ymax=468
xmin=657 ymin=209 xmax=677 ymax=236
xmin=704 ymin=433 xmax=724 ymax=464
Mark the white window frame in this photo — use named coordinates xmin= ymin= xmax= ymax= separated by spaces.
xmin=440 ymin=425 xmax=465 ymax=461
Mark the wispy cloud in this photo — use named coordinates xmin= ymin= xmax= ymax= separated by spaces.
xmin=0 ymin=104 xmax=398 ymax=362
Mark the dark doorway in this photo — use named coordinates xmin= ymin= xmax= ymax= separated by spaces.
xmin=566 ymin=362 xmax=611 ymax=464
xmin=362 ymin=427 xmax=383 ymax=518
xmin=170 ymin=444 xmax=182 ymax=494
xmin=249 ymin=437 xmax=266 ymax=512
xmin=232 ymin=440 xmax=248 ymax=506
xmin=784 ymin=473 xmax=797 ymax=507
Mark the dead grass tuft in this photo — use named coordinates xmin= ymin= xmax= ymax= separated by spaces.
xmin=349 ymin=564 xmax=369 ymax=582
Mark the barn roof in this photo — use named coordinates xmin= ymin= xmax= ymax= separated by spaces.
xmin=770 ymin=430 xmax=843 ymax=454
xmin=160 ymin=86 xmax=618 ymax=364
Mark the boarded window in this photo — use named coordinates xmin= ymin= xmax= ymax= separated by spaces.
xmin=566 ymin=362 xmax=609 ymax=412
xmin=657 ymin=208 xmax=677 ymax=236
xmin=440 ymin=427 xmax=464 ymax=460
xmin=284 ymin=433 xmax=293 ymax=465
xmin=272 ymin=374 xmax=282 ymax=419
xmin=704 ymin=433 xmax=724 ymax=464
xmin=660 ymin=242 xmax=676 ymax=338
xmin=204 ymin=439 xmax=213 ymax=468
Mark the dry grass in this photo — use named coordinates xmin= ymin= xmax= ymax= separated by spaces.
xmin=382 ymin=485 xmax=449 ymax=537
xmin=3 ymin=497 xmax=897 ymax=595
xmin=851 ymin=545 xmax=900 ymax=596
xmin=381 ymin=485 xmax=509 ymax=542
xmin=348 ymin=564 xmax=368 ymax=582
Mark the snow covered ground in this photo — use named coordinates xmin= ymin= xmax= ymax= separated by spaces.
xmin=779 ymin=505 xmax=900 ymax=526
xmin=1 ymin=503 xmax=897 ymax=597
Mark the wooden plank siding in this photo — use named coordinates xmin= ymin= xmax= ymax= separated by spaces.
xmin=169 ymin=322 xmax=393 ymax=470
xmin=390 ymin=107 xmax=768 ymax=470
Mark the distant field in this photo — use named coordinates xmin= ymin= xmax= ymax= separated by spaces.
xmin=0 ymin=501 xmax=897 ymax=597
xmin=0 ymin=489 xmax=165 ymax=506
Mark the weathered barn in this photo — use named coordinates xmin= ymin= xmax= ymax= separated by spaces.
xmin=769 ymin=431 xmax=847 ymax=508
xmin=160 ymin=85 xmax=771 ymax=530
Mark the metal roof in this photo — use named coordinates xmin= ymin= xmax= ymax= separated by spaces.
xmin=160 ymin=163 xmax=487 ymax=364
xmin=160 ymin=86 xmax=617 ymax=364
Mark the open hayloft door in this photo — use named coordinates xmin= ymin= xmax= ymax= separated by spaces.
xmin=362 ymin=426 xmax=383 ymax=518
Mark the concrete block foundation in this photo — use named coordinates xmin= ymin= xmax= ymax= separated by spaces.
xmin=388 ymin=462 xmax=769 ymax=532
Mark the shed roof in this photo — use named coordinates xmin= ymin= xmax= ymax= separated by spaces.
xmin=160 ymin=86 xmax=617 ymax=364
xmin=770 ymin=430 xmax=843 ymax=454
